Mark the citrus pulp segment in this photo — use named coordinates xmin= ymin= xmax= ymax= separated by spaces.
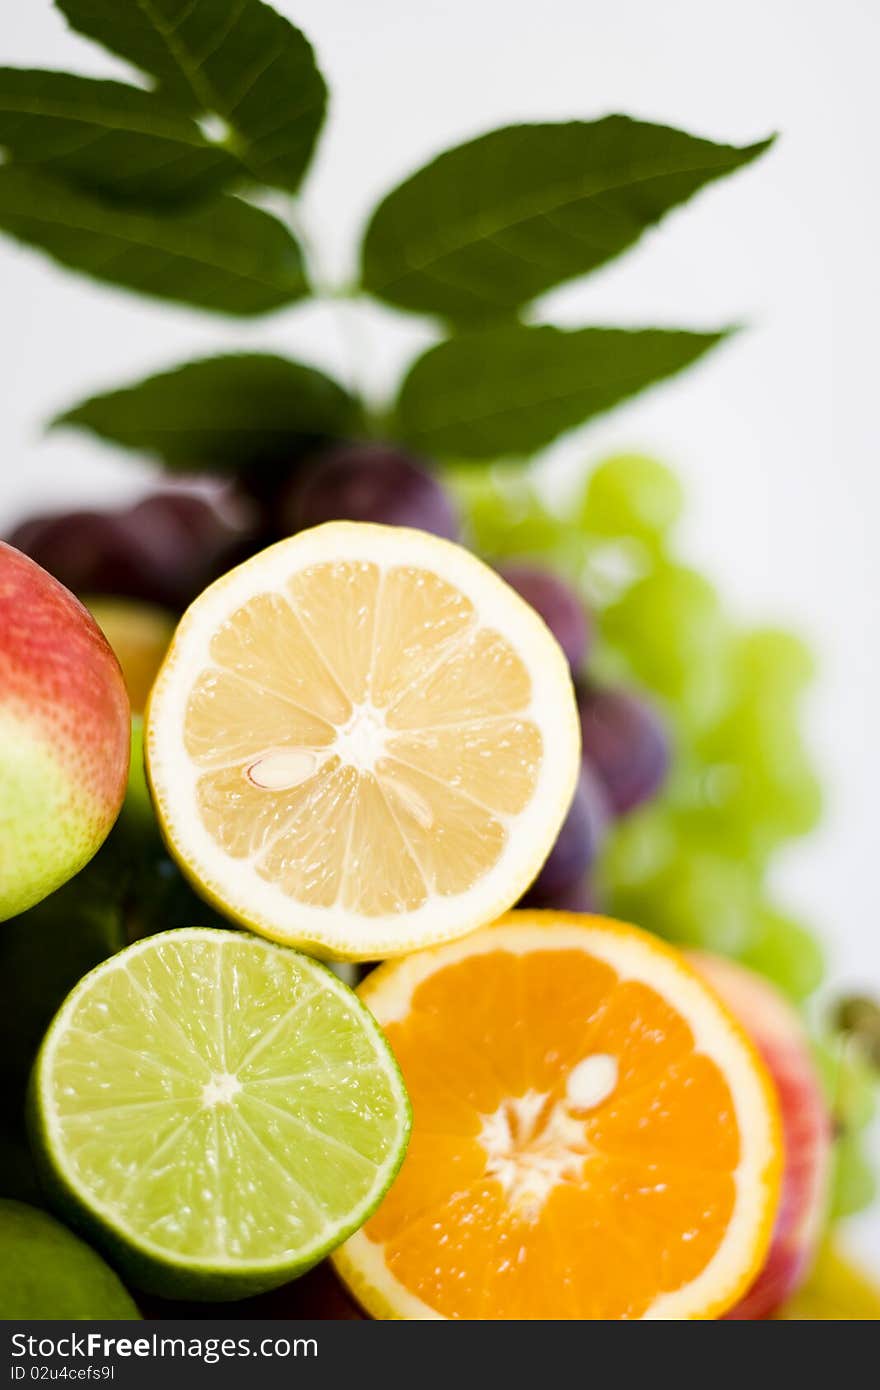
xmin=145 ymin=524 xmax=580 ymax=959
xmin=333 ymin=912 xmax=782 ymax=1320
xmin=31 ymin=929 xmax=411 ymax=1299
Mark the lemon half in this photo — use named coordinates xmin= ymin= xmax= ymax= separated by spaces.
xmin=146 ymin=524 xmax=580 ymax=959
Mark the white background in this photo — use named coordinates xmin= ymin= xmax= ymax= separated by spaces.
xmin=2 ymin=2 xmax=878 ymax=1267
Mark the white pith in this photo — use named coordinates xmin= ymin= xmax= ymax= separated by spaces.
xmin=146 ymin=525 xmax=580 ymax=960
xmin=476 ymin=1057 xmax=621 ymax=1217
xmin=202 ymin=1072 xmax=241 ymax=1106
xmin=479 ymin=1091 xmax=592 ymax=1215
xmin=335 ymin=914 xmax=781 ymax=1321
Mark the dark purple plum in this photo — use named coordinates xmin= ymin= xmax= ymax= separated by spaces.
xmin=578 ymin=684 xmax=670 ymax=816
xmin=525 ymin=764 xmax=609 ymax=901
xmin=7 ymin=485 xmax=256 ymax=611
xmin=498 ymin=563 xmax=591 ymax=673
xmin=280 ymin=443 xmax=459 ymax=540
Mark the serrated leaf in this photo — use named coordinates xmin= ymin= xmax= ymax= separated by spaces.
xmin=394 ymin=324 xmax=728 ymax=458
xmin=55 ymin=0 xmax=326 ymax=193
xmin=0 ymin=69 xmax=240 ymax=206
xmin=363 ymin=118 xmax=772 ymax=322
xmin=0 ymin=167 xmax=306 ymax=314
xmin=54 ymin=354 xmax=363 ymax=471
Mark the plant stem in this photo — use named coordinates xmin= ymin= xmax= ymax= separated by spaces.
xmin=284 ymin=200 xmax=384 ymax=431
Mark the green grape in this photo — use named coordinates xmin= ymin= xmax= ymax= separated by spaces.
xmin=584 ymin=635 xmax=638 ymax=688
xmin=830 ymin=1131 xmax=878 ymax=1220
xmin=608 ymin=848 xmax=759 ymax=956
xmin=663 ymin=754 xmax=769 ymax=866
xmin=598 ymin=805 xmax=677 ymax=896
xmin=697 ymin=698 xmax=823 ymax=851
xmin=813 ymin=1038 xmax=877 ymax=1133
xmin=691 ymin=621 xmax=822 ymax=853
xmin=835 ymin=995 xmax=880 ymax=1070
xmin=445 ymin=466 xmax=561 ymax=561
xmin=741 ymin=906 xmax=826 ymax=1001
xmin=734 ymin=628 xmax=815 ymax=700
xmin=602 ymin=564 xmax=731 ymax=732
xmin=812 ymin=1033 xmax=878 ymax=1222
xmin=579 ymin=453 xmax=684 ymax=546
xmin=580 ymin=537 xmax=653 ymax=610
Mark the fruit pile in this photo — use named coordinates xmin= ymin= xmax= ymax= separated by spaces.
xmin=1 ymin=441 xmax=877 ymax=1321
xmin=0 ymin=0 xmax=875 ymax=1320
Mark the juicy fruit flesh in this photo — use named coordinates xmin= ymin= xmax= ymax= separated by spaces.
xmin=40 ymin=932 xmax=406 ymax=1267
xmin=185 ymin=561 xmax=542 ymax=917
xmin=354 ymin=927 xmax=778 ymax=1321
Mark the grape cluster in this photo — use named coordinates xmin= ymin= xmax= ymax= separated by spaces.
xmin=450 ymin=455 xmax=821 ymax=966
xmin=7 ymin=484 xmax=256 ymax=612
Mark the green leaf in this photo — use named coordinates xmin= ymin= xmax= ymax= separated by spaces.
xmin=0 ymin=167 xmax=306 ymax=314
xmin=363 ymin=118 xmax=773 ymax=322
xmin=394 ymin=324 xmax=728 ymax=459
xmin=0 ymin=69 xmax=240 ymax=206
xmin=55 ymin=0 xmax=326 ymax=193
xmin=54 ymin=354 xmax=363 ymax=471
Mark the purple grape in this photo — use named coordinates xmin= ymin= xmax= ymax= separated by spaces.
xmin=498 ymin=563 xmax=591 ymax=673
xmin=577 ymin=684 xmax=670 ymax=816
xmin=280 ymin=443 xmax=459 ymax=540
xmin=7 ymin=484 xmax=255 ymax=610
xmin=520 ymin=874 xmax=600 ymax=914
xmin=526 ymin=764 xmax=609 ymax=900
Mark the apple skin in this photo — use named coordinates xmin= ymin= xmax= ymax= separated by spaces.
xmin=0 ymin=543 xmax=130 ymax=920
xmin=690 ymin=950 xmax=833 ymax=1319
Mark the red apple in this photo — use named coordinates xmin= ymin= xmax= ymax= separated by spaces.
xmin=0 ymin=543 xmax=130 ymax=920
xmin=690 ymin=950 xmax=832 ymax=1319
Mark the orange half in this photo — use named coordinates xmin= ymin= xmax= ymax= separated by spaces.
xmin=334 ymin=912 xmax=782 ymax=1320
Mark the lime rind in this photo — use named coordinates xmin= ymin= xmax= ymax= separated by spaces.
xmin=0 ymin=1198 xmax=141 ymax=1319
xmin=30 ymin=928 xmax=411 ymax=1300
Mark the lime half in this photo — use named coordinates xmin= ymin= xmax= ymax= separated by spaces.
xmin=30 ymin=929 xmax=410 ymax=1300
